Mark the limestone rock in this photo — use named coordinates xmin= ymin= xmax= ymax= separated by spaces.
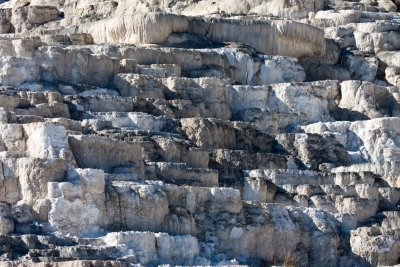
xmin=48 ymin=168 xmax=106 ymax=235
xmin=0 ymin=0 xmax=399 ymax=265
xmin=11 ymin=6 xmax=60 ymax=32
xmin=351 ymin=227 xmax=400 ymax=266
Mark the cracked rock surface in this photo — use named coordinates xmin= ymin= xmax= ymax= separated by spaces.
xmin=0 ymin=0 xmax=399 ymax=266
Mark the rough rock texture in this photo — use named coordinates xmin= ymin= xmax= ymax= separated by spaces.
xmin=0 ymin=0 xmax=399 ymax=266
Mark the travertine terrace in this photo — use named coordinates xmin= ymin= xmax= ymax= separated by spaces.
xmin=0 ymin=0 xmax=399 ymax=266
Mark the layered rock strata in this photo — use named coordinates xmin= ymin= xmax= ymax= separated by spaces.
xmin=0 ymin=0 xmax=399 ymax=266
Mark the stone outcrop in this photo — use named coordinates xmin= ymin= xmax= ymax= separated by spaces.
xmin=0 ymin=0 xmax=399 ymax=266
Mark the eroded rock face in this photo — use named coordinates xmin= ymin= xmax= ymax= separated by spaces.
xmin=0 ymin=0 xmax=399 ymax=266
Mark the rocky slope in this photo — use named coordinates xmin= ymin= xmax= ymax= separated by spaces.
xmin=0 ymin=0 xmax=399 ymax=266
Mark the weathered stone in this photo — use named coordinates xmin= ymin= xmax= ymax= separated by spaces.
xmin=0 ymin=0 xmax=399 ymax=265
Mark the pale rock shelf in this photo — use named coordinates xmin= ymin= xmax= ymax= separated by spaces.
xmin=0 ymin=0 xmax=399 ymax=266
